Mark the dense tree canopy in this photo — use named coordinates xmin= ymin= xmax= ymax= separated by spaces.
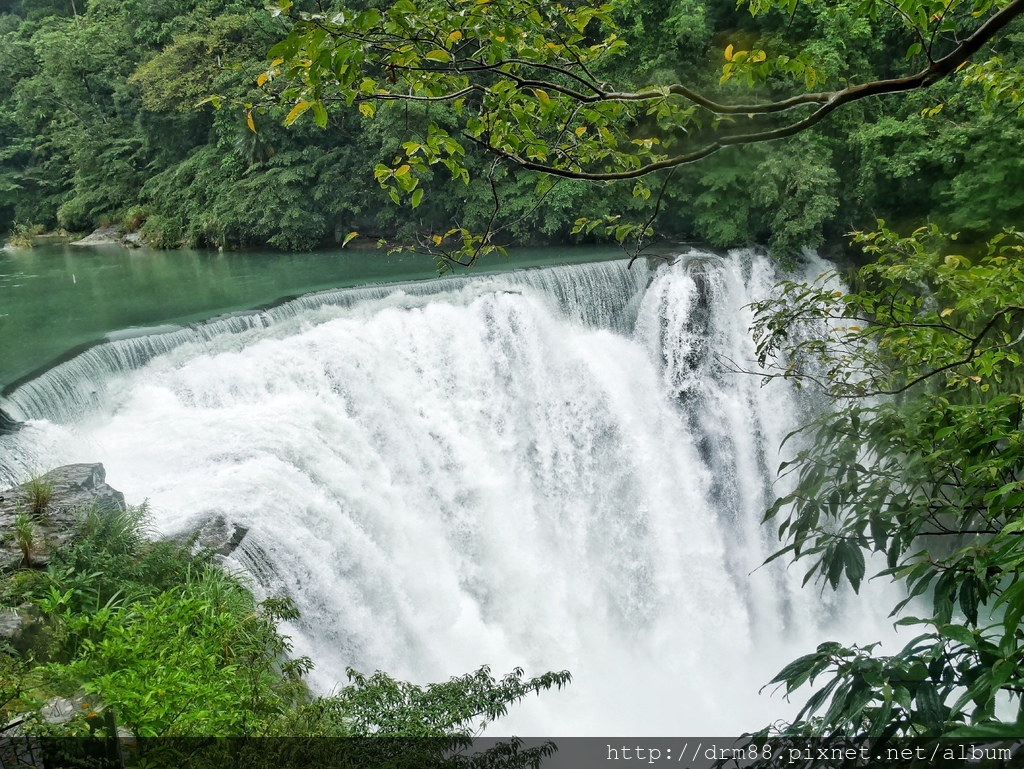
xmin=1 ymin=0 xmax=1022 ymax=258
xmin=258 ymin=0 xmax=1024 ymax=264
xmin=266 ymin=0 xmax=1023 ymax=180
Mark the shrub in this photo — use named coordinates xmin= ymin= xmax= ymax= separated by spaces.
xmin=7 ymin=222 xmax=44 ymax=248
xmin=140 ymin=214 xmax=182 ymax=248
xmin=12 ymin=510 xmax=36 ymax=569
xmin=1 ymin=503 xmax=569 ymax=754
xmin=120 ymin=206 xmax=150 ymax=233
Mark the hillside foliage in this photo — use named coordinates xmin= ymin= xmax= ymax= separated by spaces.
xmin=0 ymin=0 xmax=1021 ymax=257
xmin=0 ymin=504 xmax=569 ymax=766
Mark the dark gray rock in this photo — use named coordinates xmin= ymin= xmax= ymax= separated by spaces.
xmin=0 ymin=464 xmax=126 ymax=572
xmin=187 ymin=513 xmax=249 ymax=557
xmin=0 ymin=408 xmax=19 ymax=436
xmin=0 ymin=603 xmax=48 ymax=656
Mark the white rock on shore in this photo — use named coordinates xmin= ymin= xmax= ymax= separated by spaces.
xmin=69 ymin=225 xmax=141 ymax=246
xmin=69 ymin=225 xmax=125 ymax=246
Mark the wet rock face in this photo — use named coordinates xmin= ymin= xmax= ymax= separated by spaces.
xmin=0 ymin=464 xmax=126 ymax=572
xmin=0 ymin=408 xmax=19 ymax=436
xmin=186 ymin=512 xmax=250 ymax=557
xmin=0 ymin=603 xmax=51 ymax=656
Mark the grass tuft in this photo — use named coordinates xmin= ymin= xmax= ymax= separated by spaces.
xmin=24 ymin=473 xmax=55 ymax=518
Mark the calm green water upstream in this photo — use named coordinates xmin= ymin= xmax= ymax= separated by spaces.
xmin=0 ymin=242 xmax=625 ymax=392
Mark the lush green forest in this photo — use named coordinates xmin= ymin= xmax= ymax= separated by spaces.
xmin=1 ymin=0 xmax=1021 ymax=256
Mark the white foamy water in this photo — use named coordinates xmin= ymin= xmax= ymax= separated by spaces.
xmin=0 ymin=250 xmax=898 ymax=735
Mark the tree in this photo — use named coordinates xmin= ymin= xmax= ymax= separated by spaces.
xmin=260 ymin=0 xmax=1024 ymax=267
xmin=737 ymin=224 xmax=1024 ymax=755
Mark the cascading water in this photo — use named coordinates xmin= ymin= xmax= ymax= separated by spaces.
xmin=0 ymin=249 xmax=896 ymax=734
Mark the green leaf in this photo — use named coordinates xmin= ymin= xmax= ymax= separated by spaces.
xmin=843 ymin=542 xmax=866 ymax=593
xmin=915 ymin=683 xmax=944 ymax=732
xmin=312 ymin=102 xmax=328 ymax=128
xmin=939 ymin=624 xmax=976 ymax=647
xmin=946 ymin=722 xmax=1024 ymax=738
xmin=424 ymin=49 xmax=452 ymax=63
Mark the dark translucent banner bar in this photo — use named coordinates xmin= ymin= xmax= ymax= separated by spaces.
xmin=2 ymin=736 xmax=1024 ymax=768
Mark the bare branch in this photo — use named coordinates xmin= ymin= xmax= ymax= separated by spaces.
xmin=627 ymin=168 xmax=678 ymax=269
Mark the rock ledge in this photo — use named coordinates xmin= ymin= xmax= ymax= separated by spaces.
xmin=0 ymin=464 xmax=126 ymax=572
xmin=69 ymin=225 xmax=142 ymax=248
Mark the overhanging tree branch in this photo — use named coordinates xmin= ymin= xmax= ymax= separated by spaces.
xmin=471 ymin=0 xmax=1024 ymax=180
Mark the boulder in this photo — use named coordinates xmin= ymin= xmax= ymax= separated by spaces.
xmin=182 ymin=513 xmax=249 ymax=557
xmin=0 ymin=603 xmax=49 ymax=656
xmin=69 ymin=225 xmax=121 ymax=246
xmin=0 ymin=464 xmax=126 ymax=572
xmin=0 ymin=408 xmax=19 ymax=436
xmin=69 ymin=225 xmax=143 ymax=248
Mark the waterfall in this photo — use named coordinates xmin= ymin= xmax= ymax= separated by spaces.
xmin=0 ymin=250 xmax=895 ymax=735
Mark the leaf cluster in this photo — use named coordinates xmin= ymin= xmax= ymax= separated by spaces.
xmin=746 ymin=226 xmax=1024 ymax=748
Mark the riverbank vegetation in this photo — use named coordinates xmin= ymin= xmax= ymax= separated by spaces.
xmin=744 ymin=226 xmax=1024 ymax=753
xmin=0 ymin=504 xmax=569 ymax=765
xmin=1 ymin=0 xmax=1021 ymax=258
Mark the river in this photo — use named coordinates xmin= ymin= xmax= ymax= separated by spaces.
xmin=0 ymin=242 xmax=625 ymax=391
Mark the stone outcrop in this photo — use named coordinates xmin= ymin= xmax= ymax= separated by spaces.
xmin=192 ymin=513 xmax=250 ymax=557
xmin=0 ymin=408 xmax=19 ymax=436
xmin=69 ymin=225 xmax=122 ymax=246
xmin=0 ymin=464 xmax=126 ymax=572
xmin=0 ymin=465 xmax=251 ymax=571
xmin=122 ymin=232 xmax=143 ymax=248
xmin=0 ymin=603 xmax=50 ymax=656
xmin=69 ymin=225 xmax=142 ymax=248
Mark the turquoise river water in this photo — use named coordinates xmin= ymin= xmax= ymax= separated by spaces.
xmin=0 ymin=242 xmax=624 ymax=391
